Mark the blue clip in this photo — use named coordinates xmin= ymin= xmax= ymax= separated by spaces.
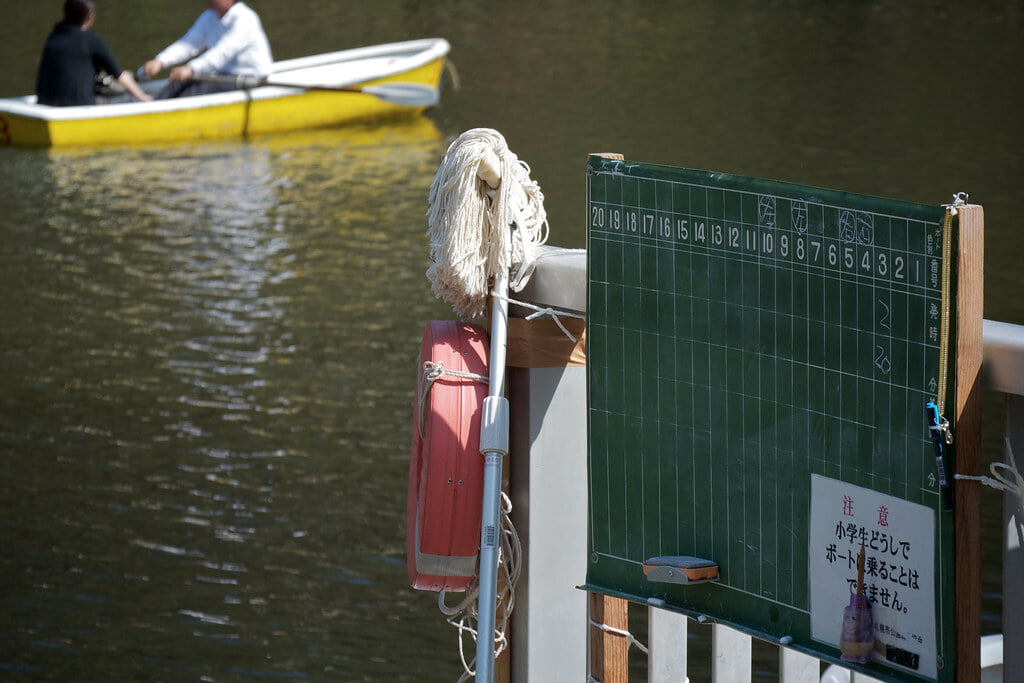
xmin=926 ymin=402 xmax=953 ymax=512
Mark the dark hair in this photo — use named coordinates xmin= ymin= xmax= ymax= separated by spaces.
xmin=63 ymin=0 xmax=95 ymax=26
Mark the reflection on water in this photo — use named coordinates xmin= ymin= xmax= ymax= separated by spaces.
xmin=0 ymin=117 xmax=462 ymax=681
xmin=2 ymin=0 xmax=1021 ymax=679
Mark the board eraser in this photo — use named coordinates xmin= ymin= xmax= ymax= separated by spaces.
xmin=642 ymin=556 xmax=719 ymax=585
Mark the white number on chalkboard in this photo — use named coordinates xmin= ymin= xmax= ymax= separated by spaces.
xmin=611 ymin=209 xmax=621 ymax=231
xmin=591 ymin=206 xmax=604 ymax=228
xmin=878 ymin=300 xmax=891 ymax=330
xmin=811 ymin=240 xmax=821 ymax=262
xmin=874 ymin=345 xmax=892 ymax=374
xmin=696 ymin=222 xmax=706 ymax=243
xmin=780 ymin=234 xmax=789 ymax=257
xmin=677 ymin=219 xmax=688 ymax=240
xmin=712 ymin=224 xmax=723 ymax=246
xmin=878 ymin=252 xmax=888 ymax=276
xmin=729 ymin=226 xmax=740 ymax=248
xmin=894 ymin=256 xmax=905 ymax=280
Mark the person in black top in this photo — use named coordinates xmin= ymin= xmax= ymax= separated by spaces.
xmin=35 ymin=0 xmax=151 ymax=106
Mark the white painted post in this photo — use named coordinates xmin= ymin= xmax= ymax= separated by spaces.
xmin=711 ymin=624 xmax=751 ymax=683
xmin=1004 ymin=394 xmax=1023 ymax=683
xmin=648 ymin=608 xmax=688 ymax=682
xmin=508 ymin=366 xmax=588 ymax=682
xmin=982 ymin=320 xmax=1024 ymax=683
xmin=778 ymin=647 xmax=819 ymax=682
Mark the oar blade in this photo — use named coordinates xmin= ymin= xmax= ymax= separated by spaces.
xmin=361 ymin=82 xmax=439 ymax=107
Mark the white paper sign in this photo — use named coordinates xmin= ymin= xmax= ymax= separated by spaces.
xmin=809 ymin=474 xmax=937 ymax=679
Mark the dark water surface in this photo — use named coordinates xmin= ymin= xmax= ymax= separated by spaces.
xmin=1 ymin=1 xmax=1021 ymax=680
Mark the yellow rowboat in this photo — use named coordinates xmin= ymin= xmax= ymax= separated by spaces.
xmin=0 ymin=38 xmax=449 ymax=148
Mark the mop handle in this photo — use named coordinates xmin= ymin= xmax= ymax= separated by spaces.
xmin=475 ymin=271 xmax=510 ymax=683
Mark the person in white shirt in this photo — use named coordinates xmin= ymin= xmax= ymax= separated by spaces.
xmin=143 ymin=0 xmax=272 ymax=99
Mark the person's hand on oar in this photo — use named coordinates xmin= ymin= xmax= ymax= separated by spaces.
xmin=140 ymin=59 xmax=163 ymax=79
xmin=169 ymin=65 xmax=196 ymax=83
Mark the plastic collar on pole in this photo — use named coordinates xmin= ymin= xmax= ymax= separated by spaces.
xmin=479 ymin=396 xmax=509 ymax=456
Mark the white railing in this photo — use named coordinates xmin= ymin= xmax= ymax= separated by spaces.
xmin=509 ymin=248 xmax=1022 ymax=683
xmin=633 ymin=319 xmax=1022 ymax=683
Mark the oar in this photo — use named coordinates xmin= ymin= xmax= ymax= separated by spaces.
xmin=192 ymin=74 xmax=439 ymax=106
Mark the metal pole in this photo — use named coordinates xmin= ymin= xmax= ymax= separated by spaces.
xmin=476 ymin=271 xmax=510 ymax=682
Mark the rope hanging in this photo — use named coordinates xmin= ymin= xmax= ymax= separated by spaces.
xmin=425 ymin=128 xmax=549 ymax=320
xmin=955 ymin=437 xmax=1024 ymax=522
xmin=438 ymin=491 xmax=523 ymax=682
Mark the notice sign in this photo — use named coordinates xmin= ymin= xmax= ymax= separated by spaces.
xmin=810 ymin=474 xmax=937 ymax=679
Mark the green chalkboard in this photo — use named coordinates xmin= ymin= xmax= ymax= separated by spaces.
xmin=585 ymin=157 xmax=959 ymax=682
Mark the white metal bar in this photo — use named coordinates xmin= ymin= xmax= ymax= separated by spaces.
xmin=711 ymin=624 xmax=751 ymax=683
xmin=1004 ymin=395 xmax=1024 ymax=683
xmin=983 ymin=319 xmax=1024 ymax=397
xmin=648 ymin=608 xmax=688 ymax=682
xmin=779 ymin=646 xmax=819 ymax=682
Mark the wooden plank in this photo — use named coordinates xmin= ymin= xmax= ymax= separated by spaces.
xmin=496 ymin=646 xmax=510 ymax=683
xmin=953 ymin=204 xmax=983 ymax=682
xmin=589 ymin=593 xmax=629 ymax=682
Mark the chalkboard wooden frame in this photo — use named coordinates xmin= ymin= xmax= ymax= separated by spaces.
xmin=584 ymin=154 xmax=983 ymax=682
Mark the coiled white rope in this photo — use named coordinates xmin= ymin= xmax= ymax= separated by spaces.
xmin=425 ymin=128 xmax=549 ymax=320
xmin=438 ymin=491 xmax=522 ymax=682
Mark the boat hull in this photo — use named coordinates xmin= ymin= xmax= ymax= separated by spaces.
xmin=0 ymin=39 xmax=448 ymax=147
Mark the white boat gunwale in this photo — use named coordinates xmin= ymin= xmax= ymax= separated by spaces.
xmin=0 ymin=38 xmax=450 ymax=123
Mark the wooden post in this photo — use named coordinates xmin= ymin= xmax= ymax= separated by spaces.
xmin=587 ymin=151 xmax=628 ymax=683
xmin=495 ymin=647 xmax=510 ymax=683
xmin=589 ymin=593 xmax=629 ymax=682
xmin=953 ymin=204 xmax=983 ymax=681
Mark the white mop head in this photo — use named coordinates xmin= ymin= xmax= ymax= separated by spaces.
xmin=425 ymin=128 xmax=548 ymax=320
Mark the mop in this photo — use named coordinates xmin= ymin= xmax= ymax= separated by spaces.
xmin=425 ymin=128 xmax=548 ymax=681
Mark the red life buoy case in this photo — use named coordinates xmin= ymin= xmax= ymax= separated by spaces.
xmin=407 ymin=320 xmax=489 ymax=591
